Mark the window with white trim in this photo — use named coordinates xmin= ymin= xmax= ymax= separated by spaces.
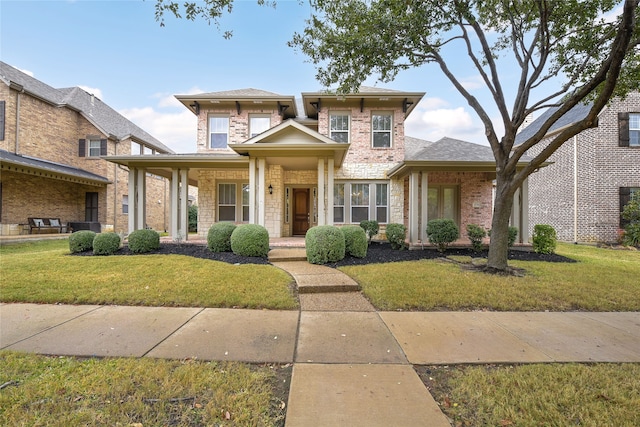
xmin=209 ymin=116 xmax=229 ymax=148
xmin=250 ymin=115 xmax=270 ymax=138
xmin=630 ymin=113 xmax=639 ymax=147
xmin=122 ymin=195 xmax=129 ymax=214
xmin=372 ymin=113 xmax=392 ymax=148
xmin=88 ymin=139 xmax=102 ymax=157
xmin=330 ymin=113 xmax=350 ymax=142
xmin=333 ymin=182 xmax=388 ymax=224
xmin=218 ymin=183 xmax=250 ymax=222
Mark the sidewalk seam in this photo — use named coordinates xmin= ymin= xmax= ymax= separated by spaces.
xmin=141 ymin=307 xmax=206 ymax=358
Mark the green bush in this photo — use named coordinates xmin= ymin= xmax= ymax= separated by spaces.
xmin=532 ymin=224 xmax=557 ymax=254
xmin=128 ymin=229 xmax=160 ymax=254
xmin=305 ymin=225 xmax=346 ymax=264
xmin=188 ymin=204 xmax=198 ymax=232
xmin=426 ymin=219 xmax=459 ymax=253
xmin=207 ymin=222 xmax=236 ymax=252
xmin=230 ymin=224 xmax=270 ymax=257
xmin=359 ymin=220 xmax=379 ymax=243
xmin=488 ymin=226 xmax=519 ymax=248
xmin=623 ymin=223 xmax=640 ymax=247
xmin=466 ymin=224 xmax=486 ymax=253
xmin=341 ymin=225 xmax=368 ymax=258
xmin=92 ymin=233 xmax=121 ymax=256
xmin=385 ymin=223 xmax=407 ymax=250
xmin=622 ymin=191 xmax=640 ymax=247
xmin=69 ymin=230 xmax=96 ymax=253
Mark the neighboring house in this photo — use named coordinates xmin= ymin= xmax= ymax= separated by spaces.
xmin=0 ymin=62 xmax=173 ymax=235
xmin=107 ymin=86 xmax=533 ymax=245
xmin=517 ymin=92 xmax=640 ymax=243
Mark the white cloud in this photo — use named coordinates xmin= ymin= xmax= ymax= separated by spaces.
xmin=120 ymin=106 xmax=197 ymax=154
xmin=601 ymin=5 xmax=623 ymax=24
xmin=78 ymin=85 xmax=103 ymax=100
xmin=153 ymin=86 xmax=204 ymax=108
xmin=406 ymin=98 xmax=486 ymax=144
xmin=460 ymin=75 xmax=485 ymax=91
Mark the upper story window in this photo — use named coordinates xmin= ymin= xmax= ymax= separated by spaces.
xmin=131 ymin=141 xmax=141 ymax=155
xmin=250 ymin=115 xmax=271 ymax=138
xmin=88 ymin=139 xmax=102 ymax=157
xmin=372 ymin=113 xmax=392 ymax=148
xmin=619 ymin=112 xmax=640 ymax=147
xmin=630 ymin=113 xmax=639 ymax=147
xmin=209 ymin=116 xmax=229 ymax=149
xmin=79 ymin=138 xmax=106 ymax=158
xmin=330 ymin=113 xmax=350 ymax=142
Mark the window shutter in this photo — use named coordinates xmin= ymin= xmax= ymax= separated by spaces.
xmin=620 ymin=187 xmax=631 ymax=228
xmin=618 ymin=112 xmax=629 ymax=147
xmin=0 ymin=100 xmax=5 ymax=141
xmin=78 ymin=139 xmax=86 ymax=157
xmin=100 ymin=139 xmax=107 ymax=156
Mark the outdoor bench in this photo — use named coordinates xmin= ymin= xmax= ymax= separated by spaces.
xmin=28 ymin=218 xmax=67 ymax=234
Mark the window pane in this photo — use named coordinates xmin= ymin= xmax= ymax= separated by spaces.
xmin=330 ymin=115 xmax=349 ymax=142
xmin=331 ymin=132 xmax=349 ymax=143
xmin=242 ymin=184 xmax=250 ymax=204
xmin=372 ymin=114 xmax=391 ymax=130
xmin=376 ymin=207 xmax=387 ymax=223
xmin=334 ymin=206 xmax=344 ymax=223
xmin=334 ymin=184 xmax=345 ymax=205
xmin=250 ymin=117 xmax=270 ymax=137
xmin=630 ymin=130 xmax=640 ymax=147
xmin=89 ymin=140 xmax=101 ymax=157
xmin=373 ymin=132 xmax=391 ymax=148
xmin=352 ymin=207 xmax=369 ymax=223
xmin=443 ymin=187 xmax=456 ymax=220
xmin=210 ymin=117 xmax=229 ymax=148
xmin=351 ymin=184 xmax=369 ymax=206
xmin=218 ymin=184 xmax=236 ymax=205
xmin=242 ymin=206 xmax=249 ymax=222
xmin=210 ymin=133 xmax=228 ymax=149
xmin=630 ymin=113 xmax=640 ymax=129
xmin=219 ymin=206 xmax=235 ymax=222
xmin=428 ymin=188 xmax=439 ymax=220
xmin=376 ymin=184 xmax=387 ymax=206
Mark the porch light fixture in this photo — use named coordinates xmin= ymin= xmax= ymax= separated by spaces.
xmin=268 ymin=184 xmax=273 ymax=195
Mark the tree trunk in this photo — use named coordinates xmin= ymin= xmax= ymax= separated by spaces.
xmin=486 ymin=174 xmax=516 ymax=272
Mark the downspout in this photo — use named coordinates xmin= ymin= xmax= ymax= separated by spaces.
xmin=573 ymin=135 xmax=578 ymax=244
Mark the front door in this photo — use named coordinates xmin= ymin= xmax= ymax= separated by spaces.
xmin=293 ymin=188 xmax=310 ymax=235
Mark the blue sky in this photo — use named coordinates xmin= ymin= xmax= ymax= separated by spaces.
xmin=1 ymin=1 xmax=622 ymax=153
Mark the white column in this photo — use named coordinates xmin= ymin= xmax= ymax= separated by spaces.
xmin=180 ymin=169 xmax=189 ymax=240
xmin=171 ymin=169 xmax=180 ymax=240
xmin=249 ymin=157 xmax=256 ymax=224
xmin=420 ymin=172 xmax=429 ymax=242
xmin=409 ymin=171 xmax=420 ymax=243
xmin=327 ymin=158 xmax=335 ymax=224
xmin=136 ymin=168 xmax=146 ymax=230
xmin=128 ymin=168 xmax=137 ymax=233
xmin=258 ymin=158 xmax=266 ymax=227
xmin=317 ymin=158 xmax=326 ymax=225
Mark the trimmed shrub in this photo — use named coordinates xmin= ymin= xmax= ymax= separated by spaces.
xmin=532 ymin=224 xmax=557 ymax=254
xmin=359 ymin=220 xmax=379 ymax=243
xmin=466 ymin=224 xmax=486 ymax=253
xmin=128 ymin=228 xmax=160 ymax=254
xmin=93 ymin=233 xmax=121 ymax=256
xmin=207 ymin=222 xmax=236 ymax=252
xmin=386 ymin=223 xmax=407 ymax=250
xmin=426 ymin=219 xmax=459 ymax=253
xmin=341 ymin=225 xmax=368 ymax=258
xmin=230 ymin=224 xmax=270 ymax=257
xmin=305 ymin=225 xmax=346 ymax=264
xmin=69 ymin=230 xmax=96 ymax=253
xmin=622 ymin=191 xmax=640 ymax=247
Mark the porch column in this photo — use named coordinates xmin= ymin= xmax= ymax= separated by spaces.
xmin=258 ymin=158 xmax=266 ymax=227
xmin=327 ymin=158 xmax=335 ymax=224
xmin=317 ymin=158 xmax=325 ymax=225
xmin=408 ymin=171 xmax=420 ymax=243
xmin=171 ymin=169 xmax=180 ymax=240
xmin=420 ymin=172 xmax=429 ymax=242
xmin=249 ymin=157 xmax=256 ymax=223
xmin=180 ymin=168 xmax=189 ymax=240
xmin=136 ymin=167 xmax=146 ymax=230
xmin=128 ymin=167 xmax=137 ymax=233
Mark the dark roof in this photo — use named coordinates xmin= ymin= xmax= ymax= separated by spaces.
xmin=515 ymin=102 xmax=593 ymax=146
xmin=0 ymin=149 xmax=111 ymax=185
xmin=405 ymin=136 xmax=496 ymax=162
xmin=0 ymin=62 xmax=173 ymax=154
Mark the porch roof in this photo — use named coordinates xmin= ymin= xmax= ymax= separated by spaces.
xmin=0 ymin=149 xmax=111 ymax=186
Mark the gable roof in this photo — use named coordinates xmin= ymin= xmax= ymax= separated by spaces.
xmin=0 ymin=62 xmax=173 ymax=154
xmin=515 ymin=102 xmax=593 ymax=146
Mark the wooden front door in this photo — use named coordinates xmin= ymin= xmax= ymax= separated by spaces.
xmin=292 ymin=188 xmax=310 ymax=235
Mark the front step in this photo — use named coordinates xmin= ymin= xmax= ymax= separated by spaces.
xmin=268 ymin=248 xmax=307 ymax=262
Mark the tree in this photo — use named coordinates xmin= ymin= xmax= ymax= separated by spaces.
xmin=289 ymin=0 xmax=639 ymax=272
xmin=157 ymin=0 xmax=639 ymax=272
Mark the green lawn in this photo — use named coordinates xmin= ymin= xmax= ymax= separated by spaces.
xmin=0 ymin=239 xmax=298 ymax=310
xmin=339 ymin=243 xmax=640 ymax=311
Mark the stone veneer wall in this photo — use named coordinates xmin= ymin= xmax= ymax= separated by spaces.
xmin=527 ymin=93 xmax=640 ymax=243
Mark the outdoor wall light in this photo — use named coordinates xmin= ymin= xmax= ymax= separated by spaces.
xmin=268 ymin=184 xmax=273 ymax=195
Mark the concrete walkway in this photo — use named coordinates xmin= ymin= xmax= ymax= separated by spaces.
xmin=2 ymin=251 xmax=639 ymax=426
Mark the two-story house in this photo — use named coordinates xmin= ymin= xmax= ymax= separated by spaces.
xmin=517 ymin=92 xmax=640 ymax=243
xmin=0 ymin=62 xmax=173 ymax=236
xmin=107 ymin=87 xmax=533 ymax=245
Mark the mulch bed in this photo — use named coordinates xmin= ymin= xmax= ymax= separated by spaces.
xmin=71 ymin=241 xmax=576 ymax=266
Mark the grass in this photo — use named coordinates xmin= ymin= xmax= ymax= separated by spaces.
xmin=0 ymin=239 xmax=298 ymax=310
xmin=421 ymin=363 xmax=640 ymax=427
xmin=339 ymin=243 xmax=640 ymax=311
xmin=0 ymin=351 xmax=289 ymax=427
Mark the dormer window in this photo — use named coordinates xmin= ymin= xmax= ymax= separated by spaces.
xmin=209 ymin=115 xmax=229 ymax=148
xmin=372 ymin=113 xmax=392 ymax=148
xmin=330 ymin=113 xmax=350 ymax=142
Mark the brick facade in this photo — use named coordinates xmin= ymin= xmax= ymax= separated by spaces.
xmin=527 ymin=93 xmax=640 ymax=243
